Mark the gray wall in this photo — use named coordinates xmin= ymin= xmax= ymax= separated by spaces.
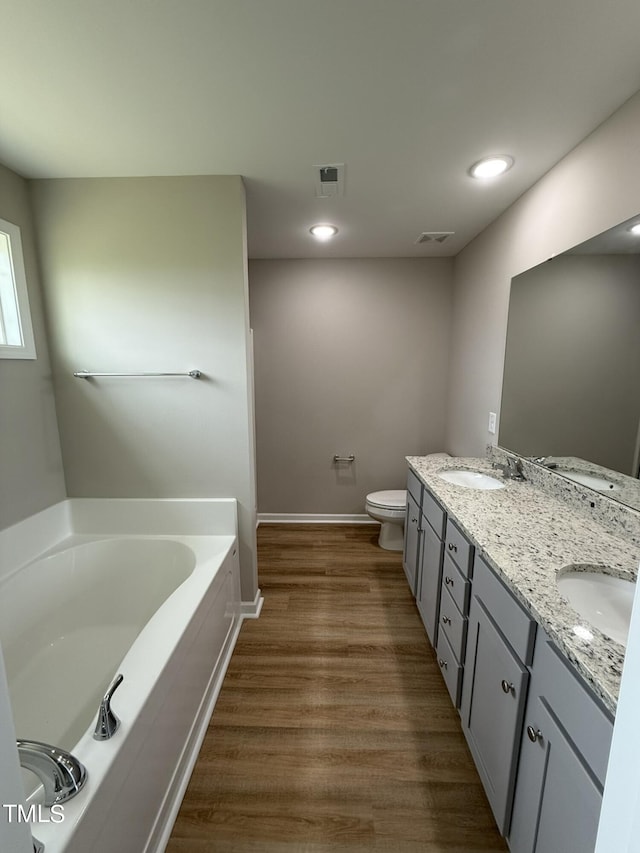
xmin=500 ymin=254 xmax=640 ymax=473
xmin=30 ymin=176 xmax=258 ymax=600
xmin=249 ymin=258 xmax=453 ymax=514
xmin=447 ymin=90 xmax=640 ymax=458
xmin=0 ymin=163 xmax=66 ymax=529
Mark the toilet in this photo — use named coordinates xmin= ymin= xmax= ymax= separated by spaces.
xmin=365 ymin=490 xmax=407 ymax=551
xmin=366 ymin=453 xmax=451 ymax=551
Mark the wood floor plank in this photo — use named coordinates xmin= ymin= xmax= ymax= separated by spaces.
xmin=167 ymin=524 xmax=507 ymax=852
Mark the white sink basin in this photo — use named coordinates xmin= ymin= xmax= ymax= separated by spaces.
xmin=559 ymin=470 xmax=620 ymax=492
xmin=437 ymin=470 xmax=505 ymax=490
xmin=557 ymin=569 xmax=636 ymax=646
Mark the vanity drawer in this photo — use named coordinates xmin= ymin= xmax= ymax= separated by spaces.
xmin=407 ymin=469 xmax=423 ymax=507
xmin=472 ymin=555 xmax=536 ymax=666
xmin=436 ymin=626 xmax=463 ymax=707
xmin=439 ymin=582 xmax=467 ymax=662
xmin=442 ymin=555 xmax=470 ymax=616
xmin=445 ymin=519 xmax=474 ymax=577
xmin=422 ymin=487 xmax=446 ymax=539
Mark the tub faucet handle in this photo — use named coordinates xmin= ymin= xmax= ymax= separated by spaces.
xmin=93 ymin=673 xmax=124 ymax=741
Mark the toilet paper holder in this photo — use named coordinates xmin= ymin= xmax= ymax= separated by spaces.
xmin=333 ymin=454 xmax=355 ymax=463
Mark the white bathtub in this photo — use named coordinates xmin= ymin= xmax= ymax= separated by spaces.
xmin=0 ymin=498 xmax=258 ymax=853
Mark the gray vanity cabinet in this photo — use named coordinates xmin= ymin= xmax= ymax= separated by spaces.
xmin=405 ymin=464 xmax=616 ymax=850
xmin=460 ymin=555 xmax=536 ymax=836
xmin=416 ymin=488 xmax=446 ymax=644
xmin=403 ymin=470 xmax=423 ymax=596
xmin=508 ymin=634 xmax=613 ymax=853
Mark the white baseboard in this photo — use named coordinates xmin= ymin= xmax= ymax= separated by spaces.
xmin=257 ymin=513 xmax=377 ymax=525
xmin=239 ymin=589 xmax=264 ymax=618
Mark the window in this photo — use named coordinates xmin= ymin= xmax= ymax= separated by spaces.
xmin=0 ymin=217 xmax=36 ymax=359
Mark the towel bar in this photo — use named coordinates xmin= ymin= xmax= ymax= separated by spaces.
xmin=73 ymin=370 xmax=202 ymax=379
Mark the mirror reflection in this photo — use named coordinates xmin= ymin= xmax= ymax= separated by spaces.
xmin=499 ymin=214 xmax=640 ymax=511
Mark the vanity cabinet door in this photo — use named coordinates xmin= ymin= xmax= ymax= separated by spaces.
xmin=416 ymin=520 xmax=444 ymax=645
xmin=461 ymin=597 xmax=529 ymax=836
xmin=508 ymin=694 xmax=603 ymax=853
xmin=403 ymin=492 xmax=421 ymax=596
xmin=509 ymin=634 xmax=613 ymax=853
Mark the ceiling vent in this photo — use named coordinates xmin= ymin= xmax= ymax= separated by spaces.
xmin=416 ymin=231 xmax=455 ymax=244
xmin=314 ymin=163 xmax=345 ymax=198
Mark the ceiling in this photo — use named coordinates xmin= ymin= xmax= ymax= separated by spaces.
xmin=2 ymin=0 xmax=640 ymax=259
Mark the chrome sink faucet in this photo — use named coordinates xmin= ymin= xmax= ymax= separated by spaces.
xmin=17 ymin=740 xmax=87 ymax=806
xmin=502 ymin=457 xmax=526 ymax=481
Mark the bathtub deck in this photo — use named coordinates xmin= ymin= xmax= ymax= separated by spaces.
xmin=166 ymin=523 xmax=507 ymax=852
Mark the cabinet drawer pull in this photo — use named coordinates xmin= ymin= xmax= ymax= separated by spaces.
xmin=527 ymin=725 xmax=542 ymax=743
xmin=501 ymin=679 xmax=514 ymax=695
xmin=438 ymin=658 xmax=448 ymax=670
xmin=445 ymin=576 xmax=454 ymax=586
xmin=448 ymin=543 xmax=458 ymax=553
xmin=442 ymin=615 xmax=452 ymax=625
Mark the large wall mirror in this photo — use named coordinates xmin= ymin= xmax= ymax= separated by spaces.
xmin=500 ymin=214 xmax=640 ymax=511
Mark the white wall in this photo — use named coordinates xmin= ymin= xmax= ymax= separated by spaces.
xmin=595 ymin=558 xmax=640 ymax=851
xmin=0 ymin=163 xmax=66 ymax=529
xmin=249 ymin=258 xmax=453 ymax=514
xmin=447 ymin=90 xmax=640 ymax=456
xmin=30 ymin=176 xmax=258 ymax=600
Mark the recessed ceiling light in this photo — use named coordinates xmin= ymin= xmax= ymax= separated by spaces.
xmin=629 ymin=222 xmax=640 ymax=236
xmin=469 ymin=155 xmax=514 ymax=179
xmin=310 ymin=224 xmax=338 ymax=241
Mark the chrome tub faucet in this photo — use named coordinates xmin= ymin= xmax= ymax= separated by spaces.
xmin=17 ymin=740 xmax=87 ymax=806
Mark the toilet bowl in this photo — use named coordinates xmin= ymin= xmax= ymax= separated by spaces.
xmin=366 ymin=454 xmax=451 ymax=551
xmin=365 ymin=490 xmax=407 ymax=551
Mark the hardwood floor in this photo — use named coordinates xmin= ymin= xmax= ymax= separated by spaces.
xmin=166 ymin=524 xmax=507 ymax=852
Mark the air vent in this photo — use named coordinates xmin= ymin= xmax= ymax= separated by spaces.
xmin=314 ymin=163 xmax=345 ymax=198
xmin=416 ymin=231 xmax=455 ymax=244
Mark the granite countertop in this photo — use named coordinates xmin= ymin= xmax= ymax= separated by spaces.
xmin=407 ymin=455 xmax=640 ymax=714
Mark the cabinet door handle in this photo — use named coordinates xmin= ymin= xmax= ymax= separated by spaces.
xmin=438 ymin=658 xmax=448 ymax=670
xmin=445 ymin=576 xmax=454 ymax=586
xmin=448 ymin=543 xmax=458 ymax=553
xmin=527 ymin=725 xmax=542 ymax=743
xmin=442 ymin=615 xmax=452 ymax=625
xmin=501 ymin=679 xmax=514 ymax=695
xmin=411 ymin=517 xmax=418 ymax=523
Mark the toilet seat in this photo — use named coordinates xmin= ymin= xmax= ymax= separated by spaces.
xmin=365 ymin=490 xmax=406 ymax=510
